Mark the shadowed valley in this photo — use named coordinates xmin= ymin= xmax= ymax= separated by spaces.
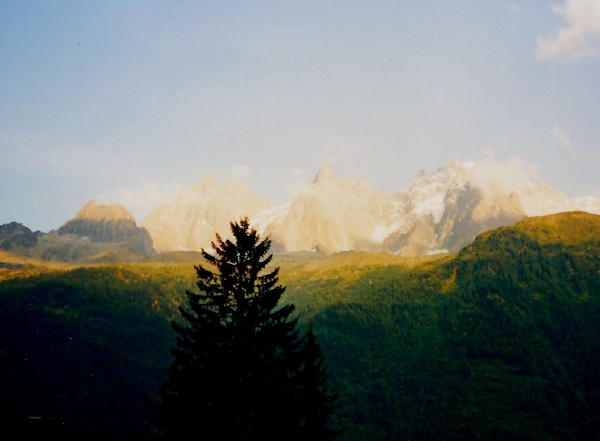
xmin=0 ymin=212 xmax=599 ymax=439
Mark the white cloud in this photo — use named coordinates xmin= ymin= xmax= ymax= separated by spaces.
xmin=97 ymin=180 xmax=185 ymax=223
xmin=551 ymin=125 xmax=575 ymax=154
xmin=230 ymin=165 xmax=250 ymax=179
xmin=537 ymin=0 xmax=600 ymax=60
xmin=468 ymin=156 xmax=540 ymax=196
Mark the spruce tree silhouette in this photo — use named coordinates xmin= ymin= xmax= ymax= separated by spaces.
xmin=148 ymin=218 xmax=338 ymax=441
xmin=296 ymin=322 xmax=340 ymax=441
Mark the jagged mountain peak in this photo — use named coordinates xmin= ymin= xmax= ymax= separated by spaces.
xmin=54 ymin=201 xmax=155 ymax=257
xmin=73 ymin=200 xmax=135 ymax=223
xmin=11 ymin=159 xmax=600 ymax=261
xmin=259 ymin=164 xmax=392 ymax=255
xmin=142 ymin=173 xmax=271 ymax=253
xmin=307 ymin=163 xmax=376 ymax=198
xmin=405 ymin=161 xmax=472 ymax=224
xmin=414 ymin=169 xmax=427 ymax=180
xmin=312 ymin=162 xmax=337 ymax=184
xmin=409 ymin=161 xmax=469 ymax=191
xmin=190 ymin=172 xmax=220 ymax=193
xmin=112 ymin=159 xmax=600 ymax=257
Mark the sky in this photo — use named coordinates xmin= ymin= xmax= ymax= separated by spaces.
xmin=1 ymin=0 xmax=599 ymax=232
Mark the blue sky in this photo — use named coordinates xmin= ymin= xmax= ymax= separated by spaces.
xmin=1 ymin=1 xmax=599 ymax=231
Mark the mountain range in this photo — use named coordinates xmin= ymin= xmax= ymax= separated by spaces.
xmin=3 ymin=160 xmax=600 ymax=262
xmin=143 ymin=160 xmax=600 ymax=256
xmin=3 ymin=211 xmax=600 ymax=440
xmin=0 ymin=201 xmax=155 ymax=263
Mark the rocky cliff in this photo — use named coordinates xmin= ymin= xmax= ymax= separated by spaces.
xmin=59 ymin=201 xmax=136 ymax=240
xmin=0 ymin=222 xmax=41 ymax=252
xmin=365 ymin=161 xmax=526 ymax=256
xmin=0 ymin=201 xmax=155 ymax=262
xmin=136 ymin=160 xmax=600 ymax=256
xmin=259 ymin=163 xmax=396 ymax=255
xmin=142 ymin=173 xmax=271 ymax=253
xmin=53 ymin=200 xmax=155 ymax=259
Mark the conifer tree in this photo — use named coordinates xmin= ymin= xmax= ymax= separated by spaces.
xmin=296 ymin=322 xmax=341 ymax=441
xmin=148 ymin=218 xmax=338 ymax=440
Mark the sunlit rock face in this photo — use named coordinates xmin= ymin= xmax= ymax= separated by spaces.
xmin=142 ymin=173 xmax=271 ymax=253
xmin=59 ymin=201 xmax=141 ymax=242
xmin=57 ymin=200 xmax=156 ymax=257
xmin=254 ymin=160 xmax=527 ymax=256
xmin=382 ymin=160 xmax=473 ymax=255
xmin=141 ymin=160 xmax=600 ymax=257
xmin=72 ymin=200 xmax=135 ymax=223
xmin=257 ymin=163 xmax=397 ymax=255
xmin=436 ymin=183 xmax=526 ymax=253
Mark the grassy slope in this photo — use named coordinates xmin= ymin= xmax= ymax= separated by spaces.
xmin=0 ymin=212 xmax=599 ymax=440
xmin=280 ymin=212 xmax=600 ymax=440
xmin=513 ymin=211 xmax=600 ymax=245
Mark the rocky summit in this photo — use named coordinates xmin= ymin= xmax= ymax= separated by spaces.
xmin=4 ymin=160 xmax=600 ymax=261
xmin=255 ymin=162 xmax=395 ymax=255
xmin=0 ymin=222 xmax=41 ymax=252
xmin=142 ymin=173 xmax=270 ymax=253
xmin=258 ymin=160 xmax=527 ymax=256
xmin=59 ymin=200 xmax=145 ymax=243
xmin=140 ymin=160 xmax=600 ymax=256
xmin=52 ymin=200 xmax=156 ymax=260
xmin=0 ymin=201 xmax=155 ymax=263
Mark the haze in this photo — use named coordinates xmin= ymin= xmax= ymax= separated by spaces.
xmin=1 ymin=1 xmax=599 ymax=231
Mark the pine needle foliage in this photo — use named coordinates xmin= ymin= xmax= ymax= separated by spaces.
xmin=149 ymin=218 xmax=338 ymax=440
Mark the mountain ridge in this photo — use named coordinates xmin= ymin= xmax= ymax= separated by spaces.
xmin=4 ymin=160 xmax=600 ymax=260
xmin=141 ymin=173 xmax=271 ymax=253
xmin=1 ymin=202 xmax=155 ymax=263
xmin=2 ymin=211 xmax=600 ymax=439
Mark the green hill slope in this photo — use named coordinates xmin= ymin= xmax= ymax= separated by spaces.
xmin=0 ymin=212 xmax=599 ymax=440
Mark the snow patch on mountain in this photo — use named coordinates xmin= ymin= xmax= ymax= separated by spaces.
xmin=406 ymin=160 xmax=471 ymax=223
xmin=252 ymin=202 xmax=292 ymax=236
xmin=371 ymin=220 xmax=405 ymax=243
xmin=137 ymin=159 xmax=600 ymax=256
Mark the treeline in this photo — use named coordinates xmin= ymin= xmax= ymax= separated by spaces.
xmin=1 ymin=213 xmax=599 ymax=440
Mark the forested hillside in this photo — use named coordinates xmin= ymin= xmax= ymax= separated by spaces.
xmin=294 ymin=212 xmax=600 ymax=440
xmin=0 ymin=212 xmax=599 ymax=440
